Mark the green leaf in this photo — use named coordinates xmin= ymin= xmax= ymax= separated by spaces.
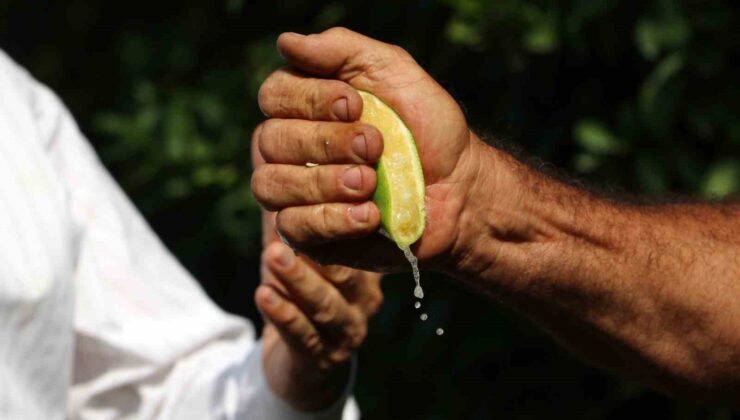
xmin=573 ymin=153 xmax=601 ymax=173
xmin=521 ymin=6 xmax=559 ymax=54
xmin=446 ymin=18 xmax=484 ymax=47
xmin=638 ymin=52 xmax=684 ymax=122
xmin=702 ymin=160 xmax=740 ymax=198
xmin=634 ymin=1 xmax=691 ymax=61
xmin=635 ymin=20 xmax=660 ymax=60
xmin=574 ymin=119 xmax=626 ymax=155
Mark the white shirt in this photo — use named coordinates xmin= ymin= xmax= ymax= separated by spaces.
xmin=0 ymin=50 xmax=358 ymax=420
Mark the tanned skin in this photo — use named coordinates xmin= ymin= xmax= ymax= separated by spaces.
xmin=252 ymin=27 xmax=740 ymax=406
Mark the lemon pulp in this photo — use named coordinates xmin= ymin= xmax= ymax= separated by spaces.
xmin=357 ymin=91 xmax=426 ymax=248
xmin=357 ymin=90 xmax=426 ymax=300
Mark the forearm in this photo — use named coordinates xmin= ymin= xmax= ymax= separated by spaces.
xmin=450 ymin=135 xmax=740 ymax=400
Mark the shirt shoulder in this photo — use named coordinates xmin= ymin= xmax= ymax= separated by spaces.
xmin=0 ymin=49 xmax=76 ymax=150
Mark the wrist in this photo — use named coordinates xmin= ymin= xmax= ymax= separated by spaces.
xmin=287 ymin=353 xmax=351 ymax=411
xmin=262 ymin=330 xmax=351 ymax=412
xmin=445 ymin=135 xmax=602 ymax=291
xmin=444 ymin=135 xmax=513 ymax=284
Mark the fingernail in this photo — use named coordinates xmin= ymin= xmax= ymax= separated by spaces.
xmin=351 ymin=134 xmax=368 ymax=161
xmin=332 ymin=98 xmax=349 ymax=121
xmin=277 ymin=246 xmax=294 ymax=268
xmin=342 ymin=166 xmax=363 ymax=190
xmin=264 ymin=287 xmax=281 ymax=306
xmin=349 ymin=203 xmax=369 ymax=223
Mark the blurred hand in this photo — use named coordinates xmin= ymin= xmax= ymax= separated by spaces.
xmin=253 ymin=132 xmax=383 ymax=412
xmin=251 ymin=27 xmax=488 ymax=272
xmin=255 ymin=242 xmax=382 ymax=411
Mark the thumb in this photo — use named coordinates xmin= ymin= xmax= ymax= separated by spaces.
xmin=276 ymin=27 xmax=424 ymax=92
xmin=277 ymin=27 xmax=388 ymax=78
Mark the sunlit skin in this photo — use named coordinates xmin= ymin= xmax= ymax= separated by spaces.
xmin=254 ymin=28 xmax=740 ymax=406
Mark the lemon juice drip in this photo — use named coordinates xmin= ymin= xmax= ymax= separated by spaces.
xmin=399 ymin=245 xmax=423 ymax=299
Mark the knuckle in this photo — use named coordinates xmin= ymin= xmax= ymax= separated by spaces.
xmin=276 ymin=120 xmax=289 ymax=152
xmin=328 ymin=349 xmax=351 ymax=365
xmin=313 ymin=292 xmax=337 ymax=325
xmin=256 ymin=120 xmax=277 ymax=159
xmin=302 ymin=332 xmax=324 ymax=355
xmin=259 ymin=118 xmax=278 ymax=138
xmin=319 ymin=204 xmax=341 ymax=239
xmin=303 ymin=205 xmax=339 ymax=243
xmin=348 ymin=323 xmax=367 ymax=348
xmin=391 ymin=44 xmax=411 ymax=59
xmin=313 ymin=123 xmax=330 ymax=162
xmin=257 ymin=80 xmax=274 ymax=115
xmin=365 ymin=291 xmax=384 ymax=316
xmin=325 ymin=26 xmax=350 ymax=36
xmin=277 ymin=306 xmax=300 ymax=328
xmin=250 ymin=167 xmax=269 ymax=204
xmin=327 ymin=266 xmax=354 ymax=284
xmin=287 ymin=260 xmax=307 ymax=284
xmin=307 ymin=82 xmax=320 ymax=120
xmin=309 ymin=167 xmax=326 ymax=202
xmin=250 ymin=122 xmax=264 ymax=149
xmin=274 ymin=211 xmax=292 ymax=242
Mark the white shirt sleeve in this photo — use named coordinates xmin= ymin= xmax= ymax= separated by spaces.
xmin=5 ymin=51 xmax=359 ymax=420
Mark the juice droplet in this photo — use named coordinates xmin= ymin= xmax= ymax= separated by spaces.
xmin=420 ymin=313 xmax=428 ymax=321
xmin=414 ymin=301 xmax=421 ymax=309
xmin=436 ymin=328 xmax=444 ymax=336
xmin=399 ymin=245 xmax=424 ymax=300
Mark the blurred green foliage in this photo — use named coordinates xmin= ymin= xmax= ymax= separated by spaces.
xmin=1 ymin=0 xmax=738 ymax=418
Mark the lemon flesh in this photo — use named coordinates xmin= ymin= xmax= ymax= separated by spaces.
xmin=358 ymin=90 xmax=426 ymax=247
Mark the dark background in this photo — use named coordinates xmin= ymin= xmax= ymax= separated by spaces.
xmin=2 ymin=0 xmax=739 ymax=418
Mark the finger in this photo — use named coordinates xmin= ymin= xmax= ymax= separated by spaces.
xmin=252 ymin=124 xmax=281 ymax=245
xmin=251 ymin=164 xmax=376 ymax=211
xmin=317 ymin=265 xmax=384 ymax=317
xmin=262 ymin=211 xmax=280 ymax=247
xmin=257 ymin=119 xmax=383 ymax=165
xmin=255 ymin=284 xmax=325 ymax=357
xmin=251 ymin=123 xmax=266 ymax=169
xmin=276 ymin=202 xmax=380 ymax=247
xmin=260 ymin=246 xmax=290 ymax=298
xmin=258 ymin=68 xmax=362 ymax=121
xmin=265 ymin=242 xmax=367 ymax=349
